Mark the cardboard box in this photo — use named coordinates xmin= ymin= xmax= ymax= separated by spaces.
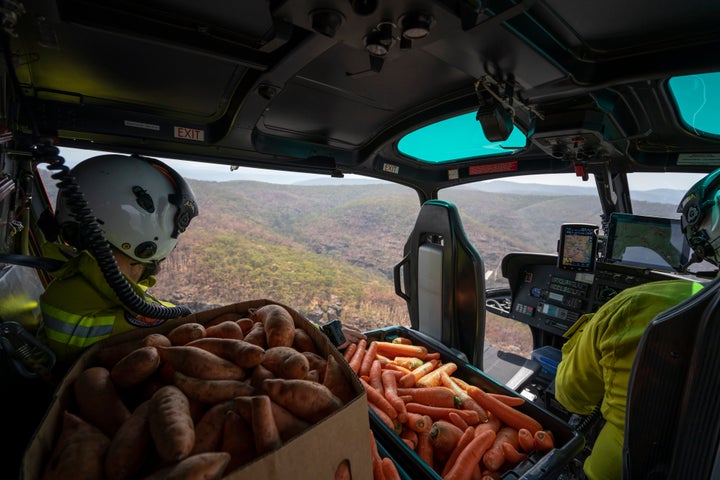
xmin=22 ymin=299 xmax=372 ymax=480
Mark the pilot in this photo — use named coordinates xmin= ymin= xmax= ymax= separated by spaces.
xmin=39 ymin=154 xmax=364 ymax=364
xmin=553 ymin=168 xmax=720 ymax=480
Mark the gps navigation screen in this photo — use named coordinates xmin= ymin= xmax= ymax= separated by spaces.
xmin=558 ymin=223 xmax=598 ymax=272
xmin=605 ymin=213 xmax=690 ymax=272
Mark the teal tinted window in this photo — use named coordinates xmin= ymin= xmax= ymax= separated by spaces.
xmin=397 ymin=111 xmax=527 ymax=163
xmin=668 ymin=72 xmax=720 ymax=137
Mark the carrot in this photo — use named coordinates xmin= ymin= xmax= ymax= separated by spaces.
xmin=369 ymin=430 xmax=386 ymax=480
xmin=251 ymin=395 xmax=283 ymax=455
xmin=381 ymin=457 xmax=402 ymax=480
xmin=489 ymin=392 xmax=525 ymax=407
xmin=262 ymin=377 xmax=343 ymax=423
xmin=466 ymin=385 xmax=543 ymax=434
xmin=293 ymin=327 xmax=319 ymax=354
xmin=148 ymin=385 xmax=195 ymax=462
xmin=391 ymin=356 xmax=425 ymax=370
xmin=335 ymin=459 xmax=352 ymax=480
xmin=400 ymin=427 xmax=419 ymax=449
xmin=482 ymin=426 xmax=519 ymax=471
xmin=343 ymin=342 xmax=357 ymax=362
xmin=381 ymin=369 xmax=408 ymax=423
xmin=73 ymin=366 xmax=131 ymax=437
xmin=534 ymin=429 xmax=555 ymax=451
xmin=167 ymin=322 xmax=207 ymax=346
xmin=405 ymin=402 xmax=480 ymax=425
xmin=251 ymin=304 xmax=296 ymax=348
xmin=440 ymin=372 xmax=488 ymax=422
xmin=384 ymin=363 xmax=413 ymax=375
xmin=109 ymin=345 xmax=161 ymax=388
xmin=441 ymin=426 xmax=475 ymax=477
xmin=192 ymin=400 xmax=235 ymax=455
xmin=475 ymin=411 xmax=502 ymax=437
xmin=399 ymin=359 xmax=439 ymax=388
xmin=429 ymin=420 xmax=465 ymax=461
xmin=187 ymin=336 xmax=265 ymax=369
xmin=391 ymin=336 xmax=413 ymax=345
xmin=104 ymin=401 xmax=151 ymax=480
xmin=397 ymin=386 xmax=458 ymax=408
xmin=405 ymin=412 xmax=432 ymax=433
xmin=448 ymin=411 xmax=469 ymax=431
xmin=369 ymin=399 xmax=400 ymax=433
xmin=43 ymin=411 xmax=111 ymax=480
xmin=417 ymin=428 xmax=434 ymax=470
xmin=359 ymin=340 xmax=379 ymax=377
xmin=415 ymin=362 xmax=457 ymax=388
xmin=425 ymin=352 xmax=441 ymax=361
xmin=156 ymin=345 xmax=244 ymax=380
xmin=517 ymin=428 xmax=535 ymax=452
xmin=501 ymin=442 xmax=528 ymax=465
xmin=142 ymin=452 xmax=231 ymax=480
xmin=205 ymin=320 xmax=245 ymax=340
xmin=443 ymin=429 xmax=496 ymax=480
xmin=323 ymin=354 xmax=356 ymax=404
xmin=220 ymin=410 xmax=256 ymax=472
xmin=360 ymin=377 xmax=398 ymax=420
xmin=262 ymin=345 xmax=310 ymax=379
xmin=348 ymin=339 xmax=367 ymax=373
xmin=369 ymin=359 xmax=385 ymax=394
xmin=374 ymin=341 xmax=428 ymax=360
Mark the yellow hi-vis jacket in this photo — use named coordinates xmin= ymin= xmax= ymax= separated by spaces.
xmin=38 ymin=243 xmax=174 ymax=362
xmin=555 ymin=279 xmax=704 ymax=480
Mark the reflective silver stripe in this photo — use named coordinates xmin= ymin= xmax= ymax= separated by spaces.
xmin=41 ymin=310 xmax=115 ymax=346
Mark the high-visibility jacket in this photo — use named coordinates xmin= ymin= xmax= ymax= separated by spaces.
xmin=555 ymin=279 xmax=704 ymax=480
xmin=38 ymin=243 xmax=174 ymax=362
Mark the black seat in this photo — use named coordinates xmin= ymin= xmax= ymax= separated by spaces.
xmin=394 ymin=199 xmax=538 ymax=388
xmin=624 ymin=275 xmax=720 ymax=479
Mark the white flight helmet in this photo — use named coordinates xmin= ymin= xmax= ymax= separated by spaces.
xmin=55 ymin=154 xmax=198 ymax=263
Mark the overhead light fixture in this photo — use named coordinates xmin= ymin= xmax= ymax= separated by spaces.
xmin=364 ymin=22 xmax=394 ymax=57
xmin=475 ymin=98 xmax=514 ymax=142
xmin=309 ymin=9 xmax=344 ymax=38
xmin=400 ymin=12 xmax=433 ymax=40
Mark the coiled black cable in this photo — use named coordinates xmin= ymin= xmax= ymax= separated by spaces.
xmin=36 ymin=143 xmax=191 ymax=321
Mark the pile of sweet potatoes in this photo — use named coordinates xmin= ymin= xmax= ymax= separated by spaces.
xmin=41 ymin=304 xmax=356 ymax=480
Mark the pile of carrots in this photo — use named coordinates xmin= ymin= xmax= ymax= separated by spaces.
xmin=345 ymin=337 xmax=556 ymax=480
xmin=40 ymin=305 xmax=359 ymax=480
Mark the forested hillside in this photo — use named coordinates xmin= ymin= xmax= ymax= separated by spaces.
xmin=39 ymin=170 xmax=681 ymax=356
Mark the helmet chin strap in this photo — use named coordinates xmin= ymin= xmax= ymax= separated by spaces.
xmin=130 ymin=260 xmax=161 ymax=281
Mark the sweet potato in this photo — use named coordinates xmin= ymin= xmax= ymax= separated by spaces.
xmin=293 ymin=327 xmax=319 ymax=354
xmin=323 ymin=354 xmax=355 ymax=404
xmin=251 ymin=363 xmax=276 ymax=389
xmin=252 ymin=304 xmax=296 ymax=347
xmin=186 ymin=337 xmax=265 ymax=369
xmin=234 ymin=395 xmax=311 ymax=442
xmin=173 ymin=371 xmax=255 ymax=404
xmin=142 ymin=452 xmax=231 ymax=480
xmin=206 ymin=320 xmax=245 ymax=340
xmin=221 ymin=410 xmax=256 ymax=472
xmin=262 ymin=346 xmax=310 ymax=379
xmin=243 ymin=321 xmax=266 ymax=348
xmin=110 ymin=345 xmax=161 ymax=388
xmin=305 ymin=369 xmax=320 ymax=382
xmin=105 ymin=400 xmax=151 ymax=480
xmin=192 ymin=400 xmax=236 ymax=454
xmin=262 ymin=377 xmax=343 ymax=423
xmin=73 ymin=366 xmax=131 ymax=437
xmin=156 ymin=345 xmax=244 ymax=380
xmin=148 ymin=385 xmax=195 ymax=462
xmin=96 ymin=333 xmax=171 ymax=367
xmin=237 ymin=318 xmax=254 ymax=335
xmin=251 ymin=395 xmax=283 ymax=455
xmin=167 ymin=322 xmax=207 ymax=346
xmin=42 ymin=411 xmax=110 ymax=480
xmin=303 ymin=351 xmax=327 ymax=379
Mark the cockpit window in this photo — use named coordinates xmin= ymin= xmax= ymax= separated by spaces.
xmin=397 ymin=111 xmax=528 ymax=163
xmin=668 ymin=72 xmax=720 ymax=137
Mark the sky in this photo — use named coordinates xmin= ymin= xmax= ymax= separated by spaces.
xmin=56 ymin=147 xmax=704 ymax=191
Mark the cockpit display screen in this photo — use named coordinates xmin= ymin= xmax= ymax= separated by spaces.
xmin=605 ymin=213 xmax=690 ymax=272
xmin=557 ymin=223 xmax=598 ymax=272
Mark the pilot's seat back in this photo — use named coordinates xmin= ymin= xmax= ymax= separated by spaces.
xmin=624 ymin=276 xmax=720 ymax=479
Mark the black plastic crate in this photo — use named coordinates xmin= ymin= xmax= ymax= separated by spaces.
xmin=366 ymin=326 xmax=585 ymax=480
